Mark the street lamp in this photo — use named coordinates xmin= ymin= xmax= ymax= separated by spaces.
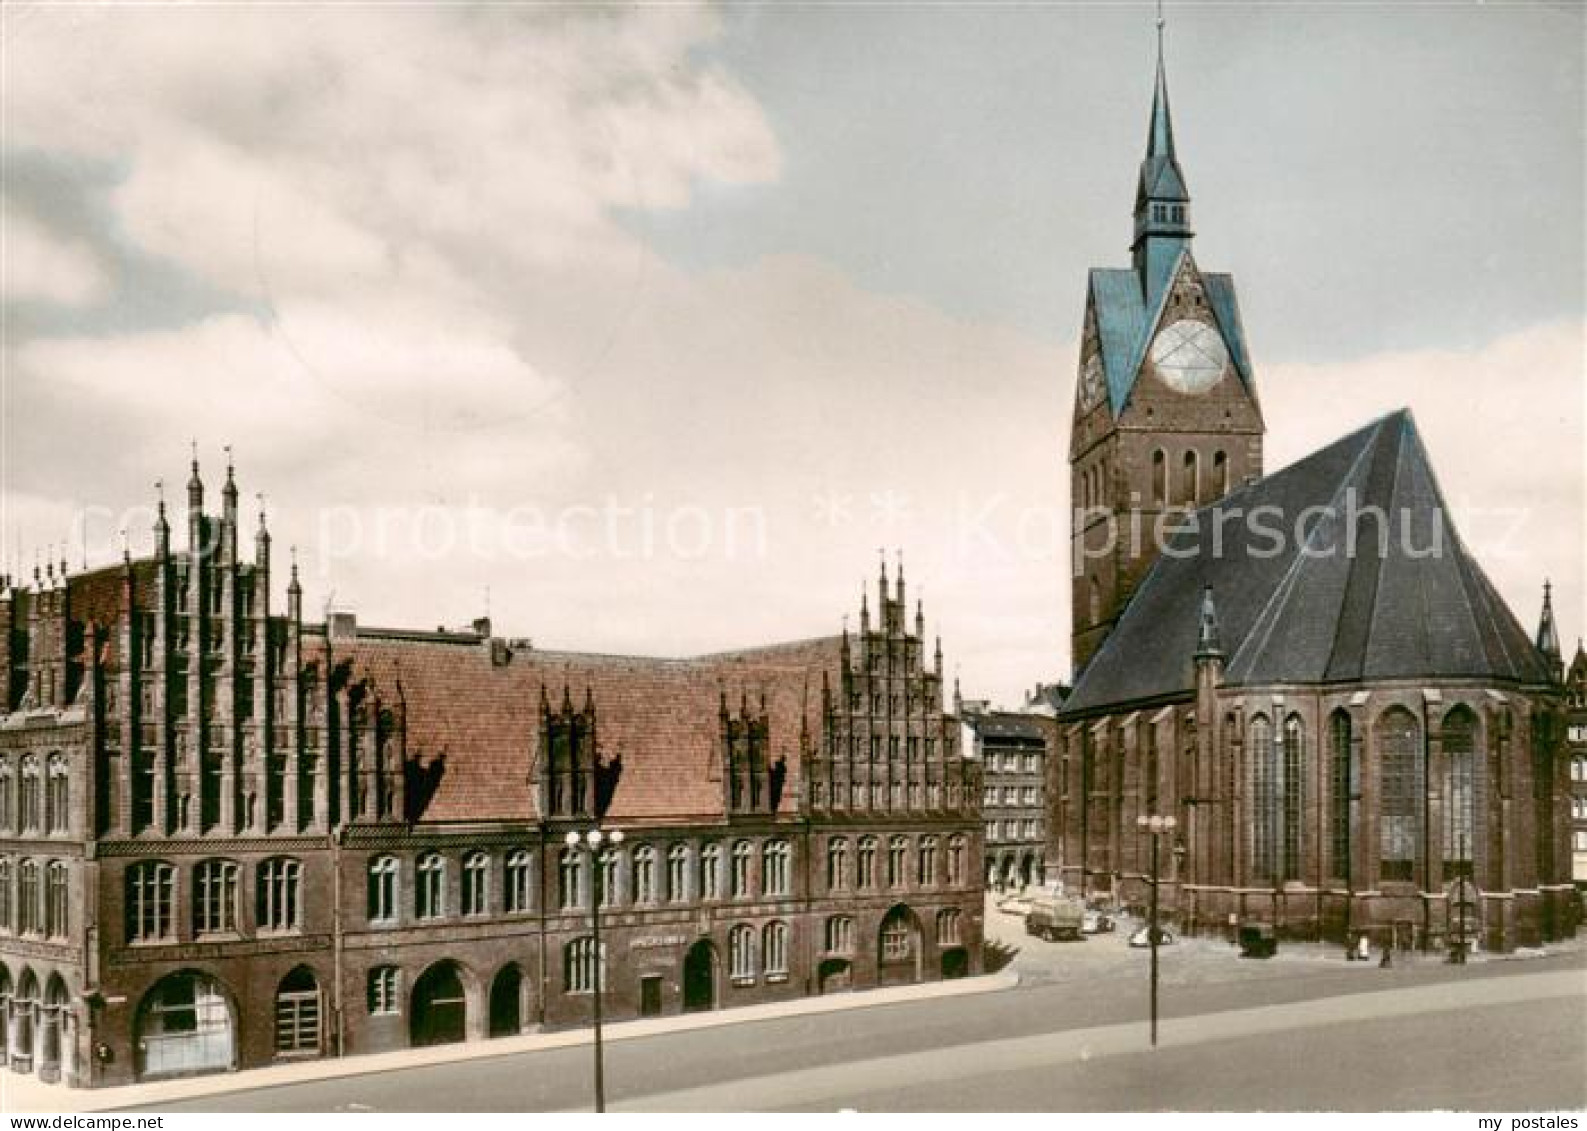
xmin=1137 ymin=812 xmax=1177 ymax=1048
xmin=565 ymin=826 xmax=624 ymax=1112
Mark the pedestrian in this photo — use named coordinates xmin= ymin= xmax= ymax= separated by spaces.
xmin=1379 ymin=941 xmax=1392 ymax=968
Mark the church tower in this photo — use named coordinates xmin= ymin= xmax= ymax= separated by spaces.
xmin=1069 ymin=23 xmax=1265 ymax=674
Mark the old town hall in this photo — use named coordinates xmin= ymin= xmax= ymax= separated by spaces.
xmin=1052 ymin=39 xmax=1577 ymax=953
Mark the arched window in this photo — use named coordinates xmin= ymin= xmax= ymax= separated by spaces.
xmin=505 ymin=849 xmax=532 ymax=914
xmin=762 ymin=921 xmax=789 ymax=978
xmin=558 ymin=847 xmax=583 ymax=910
xmin=917 ymin=836 xmax=939 ymax=887
xmin=461 ymin=852 xmax=488 ymax=917
xmin=45 ymin=754 xmax=67 ymax=834
xmin=1213 ymin=450 xmax=1229 ymax=496
xmin=857 ymin=837 xmax=877 ymax=889
xmin=729 ymin=924 xmax=756 ymax=981
xmin=1378 ymin=707 xmax=1422 ymax=882
xmin=274 ymin=967 xmax=321 ymax=1055
xmin=368 ymin=856 xmax=399 ymax=924
xmin=731 ymin=840 xmax=753 ymax=899
xmin=416 ymin=853 xmax=445 ymax=920
xmin=937 ymin=908 xmax=962 ymax=947
xmin=596 ymin=847 xmax=619 ymax=908
xmin=947 ymin=835 xmax=967 ymax=886
xmin=1088 ymin=578 xmax=1101 ymax=625
xmin=666 ymin=843 xmax=689 ymax=903
xmin=1329 ymin=711 xmax=1353 ymax=879
xmin=699 ymin=842 xmax=722 ymax=901
xmin=0 ymin=758 xmax=12 ymax=830
xmin=1248 ymin=715 xmax=1276 ymax=882
xmin=1181 ymin=450 xmax=1199 ymax=506
xmin=1151 ymin=449 xmax=1167 ymax=505
xmin=126 ymin=860 xmax=175 ymax=943
xmin=632 ymin=844 xmax=657 ymax=904
xmin=887 ymin=835 xmax=908 ymax=889
xmin=19 ymin=756 xmax=40 ymax=832
xmin=45 ymin=861 xmax=68 ymax=938
xmin=826 ymin=837 xmax=849 ymax=891
xmin=825 ymin=915 xmax=854 ymax=953
xmin=0 ymin=858 xmax=11 ymax=932
xmin=880 ymin=907 xmax=914 ymax=962
xmin=1443 ymin=707 xmax=1477 ymax=878
xmin=194 ymin=859 xmax=239 ymax=937
xmin=762 ymin=840 xmax=790 ymax=897
xmin=367 ymin=966 xmax=400 ymax=1015
xmin=564 ymin=937 xmax=604 ymax=994
xmin=258 ymin=857 xmax=303 ymax=933
xmin=1282 ymin=715 xmax=1304 ymax=881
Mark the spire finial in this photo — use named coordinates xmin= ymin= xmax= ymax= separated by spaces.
xmin=256 ymin=493 xmax=268 ymax=530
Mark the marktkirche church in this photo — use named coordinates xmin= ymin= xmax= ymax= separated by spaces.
xmin=1051 ymin=45 xmax=1577 ymax=953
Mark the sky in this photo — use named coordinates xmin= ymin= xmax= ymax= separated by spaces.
xmin=2 ymin=3 xmax=1583 ymax=707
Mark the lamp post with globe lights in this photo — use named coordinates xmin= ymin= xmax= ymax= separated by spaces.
xmin=564 ymin=826 xmax=624 ymax=1112
xmin=1137 ymin=812 xmax=1177 ymax=1047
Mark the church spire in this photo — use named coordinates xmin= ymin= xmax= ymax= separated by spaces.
xmin=1536 ymin=579 xmax=1562 ymax=678
xmin=1132 ymin=7 xmax=1192 ymax=279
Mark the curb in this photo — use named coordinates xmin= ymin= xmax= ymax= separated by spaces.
xmin=1 ymin=968 xmax=1021 ymax=1114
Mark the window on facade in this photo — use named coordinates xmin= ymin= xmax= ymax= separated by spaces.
xmin=0 ymin=858 xmax=11 ymax=932
xmin=368 ymin=856 xmax=398 ymax=923
xmin=881 ymin=913 xmax=913 ymax=961
xmin=700 ymin=842 xmax=722 ymax=901
xmin=729 ymin=924 xmax=756 ymax=981
xmin=731 ymin=840 xmax=753 ymax=899
xmin=666 ymin=843 xmax=688 ymax=903
xmin=1443 ymin=708 xmax=1477 ymax=878
xmin=565 ymin=937 xmax=604 ymax=994
xmin=19 ymin=757 xmax=40 ymax=832
xmin=0 ymin=759 xmax=12 ymax=830
xmin=367 ymin=966 xmax=400 ymax=1015
xmin=947 ymin=835 xmax=966 ymax=886
xmin=45 ymin=754 xmax=67 ymax=834
xmin=825 ymin=915 xmax=854 ymax=953
xmin=415 ymin=853 xmax=447 ymax=920
xmin=918 ymin=836 xmax=938 ymax=887
xmin=1247 ymin=715 xmax=1277 ymax=882
xmin=45 ymin=860 xmax=68 ymax=938
xmin=887 ymin=836 xmax=907 ymax=888
xmin=132 ymin=752 xmax=156 ymax=833
xmin=259 ymin=858 xmax=303 ymax=933
xmin=856 ymin=837 xmax=877 ymax=889
xmin=1213 ymin=450 xmax=1229 ymax=496
xmin=558 ymin=847 xmax=583 ymax=910
xmin=462 ymin=852 xmax=488 ymax=917
xmin=15 ymin=860 xmax=36 ymax=935
xmin=1379 ymin=707 xmax=1422 ymax=882
xmin=983 ymin=786 xmax=996 ymax=807
xmin=1329 ymin=712 xmax=1353 ymax=879
xmin=937 ymin=908 xmax=962 ymax=947
xmin=194 ymin=859 xmax=239 ymax=936
xmin=1282 ymin=715 xmax=1304 ymax=881
xmin=632 ymin=844 xmax=656 ymax=904
xmin=763 ymin=921 xmax=789 ymax=978
xmin=505 ymin=849 xmax=532 ymax=914
xmin=1181 ymin=450 xmax=1199 ymax=506
xmin=127 ymin=861 xmax=175 ymax=943
xmin=1151 ymin=449 xmax=1167 ymax=505
xmin=597 ymin=848 xmax=619 ymax=908
xmin=826 ymin=837 xmax=849 ymax=891
xmin=762 ymin=840 xmax=790 ymax=897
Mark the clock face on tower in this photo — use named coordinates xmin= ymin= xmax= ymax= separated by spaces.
xmin=1149 ymin=319 xmax=1229 ymax=394
xmin=1079 ymin=351 xmax=1106 ymax=411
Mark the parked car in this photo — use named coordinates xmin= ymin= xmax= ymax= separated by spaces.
xmin=1238 ymin=921 xmax=1278 ymax=958
xmin=1081 ymin=909 xmax=1115 ymax=934
xmin=1026 ymin=894 xmax=1087 ymax=942
xmin=1128 ymin=925 xmax=1176 ymax=948
xmin=996 ymin=893 xmax=1034 ymax=917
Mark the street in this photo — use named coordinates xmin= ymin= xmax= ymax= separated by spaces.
xmin=126 ymin=903 xmax=1587 ymax=1113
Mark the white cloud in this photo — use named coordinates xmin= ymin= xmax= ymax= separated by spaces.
xmin=0 ymin=197 xmax=109 ymax=306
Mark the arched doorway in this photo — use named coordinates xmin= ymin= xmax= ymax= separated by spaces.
xmin=1446 ymin=877 xmax=1484 ymax=956
xmin=682 ymin=939 xmax=717 ymax=1013
xmin=410 ymin=961 xmax=468 ymax=1047
xmin=1019 ymin=853 xmax=1035 ymax=889
xmin=0 ymin=964 xmax=11 ymax=1066
xmin=274 ymin=967 xmax=322 ymax=1058
xmin=39 ymin=976 xmax=69 ymax=1083
xmin=818 ymin=958 xmax=852 ymax=994
xmin=13 ymin=969 xmax=37 ymax=1074
xmin=877 ymin=905 xmax=923 ymax=987
xmin=488 ymin=965 xmax=522 ymax=1038
xmin=941 ymin=947 xmax=970 ymax=979
xmin=134 ymin=972 xmax=235 ymax=1081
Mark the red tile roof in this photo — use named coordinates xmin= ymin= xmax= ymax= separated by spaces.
xmin=308 ymin=631 xmax=843 ymax=825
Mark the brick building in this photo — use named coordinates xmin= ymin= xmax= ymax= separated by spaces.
xmin=0 ymin=465 xmax=981 ymax=1089
xmin=961 ymin=706 xmax=1053 ymax=891
xmin=1565 ymin=640 xmax=1587 ymax=885
xmin=1048 ymin=42 xmax=1576 ymax=952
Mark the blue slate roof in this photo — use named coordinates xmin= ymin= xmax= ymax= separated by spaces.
xmin=1061 ymin=411 xmax=1554 ymax=716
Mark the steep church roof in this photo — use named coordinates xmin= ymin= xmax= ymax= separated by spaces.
xmin=1062 ymin=410 xmax=1554 ymax=715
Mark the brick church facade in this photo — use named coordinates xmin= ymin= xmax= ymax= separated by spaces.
xmin=1050 ymin=43 xmax=1577 ymax=952
xmin=0 ymin=463 xmax=981 ymax=1089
